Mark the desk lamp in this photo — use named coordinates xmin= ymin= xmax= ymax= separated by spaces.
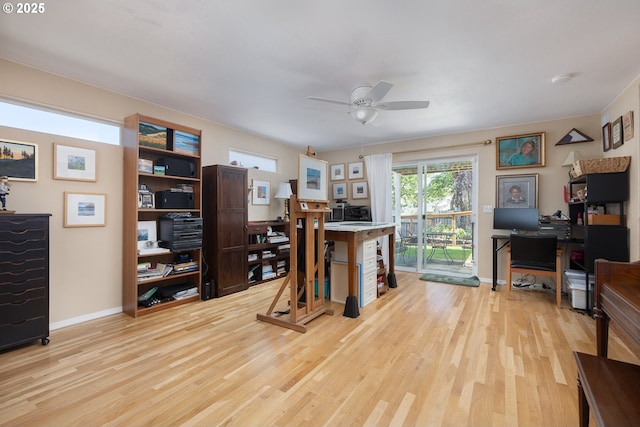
xmin=275 ymin=182 xmax=293 ymax=222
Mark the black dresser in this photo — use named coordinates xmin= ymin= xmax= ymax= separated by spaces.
xmin=0 ymin=214 xmax=51 ymax=350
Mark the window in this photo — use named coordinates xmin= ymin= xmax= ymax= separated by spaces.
xmin=229 ymin=149 xmax=277 ymax=172
xmin=0 ymin=100 xmax=121 ymax=145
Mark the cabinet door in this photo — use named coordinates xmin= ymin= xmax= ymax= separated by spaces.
xmin=584 ymin=226 xmax=629 ymax=272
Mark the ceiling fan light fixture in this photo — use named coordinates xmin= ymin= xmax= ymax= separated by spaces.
xmin=351 ymin=106 xmax=378 ymax=124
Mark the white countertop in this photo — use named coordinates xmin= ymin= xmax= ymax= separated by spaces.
xmin=324 ymin=221 xmax=395 ymax=232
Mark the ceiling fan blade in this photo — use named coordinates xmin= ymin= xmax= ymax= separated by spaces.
xmin=367 ymin=80 xmax=393 ymax=104
xmin=377 ymin=100 xmax=430 ymax=110
xmin=307 ymin=96 xmax=352 ymax=106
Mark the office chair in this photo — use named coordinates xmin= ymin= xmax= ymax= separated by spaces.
xmin=506 ymin=234 xmax=563 ymax=307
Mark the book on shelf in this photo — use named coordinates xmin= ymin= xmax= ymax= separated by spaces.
xmin=268 ymin=235 xmax=289 ymax=243
xmin=262 ymin=271 xmax=277 ymax=280
xmin=172 ymin=261 xmax=198 ymax=274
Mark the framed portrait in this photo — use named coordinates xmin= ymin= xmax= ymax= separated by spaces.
xmin=496 ymin=174 xmax=538 ymax=209
xmin=352 ymin=181 xmax=368 ymax=199
xmin=252 ymin=179 xmax=270 ymax=205
xmin=602 ymin=122 xmax=611 ymax=152
xmin=0 ymin=139 xmax=38 ymax=181
xmin=612 ymin=116 xmax=623 ymax=149
xmin=298 ymin=154 xmax=328 ymax=202
xmin=64 ymin=192 xmax=107 ymax=227
xmin=332 ymin=182 xmax=347 ymax=200
xmin=496 ymin=132 xmax=545 ymax=170
xmin=53 ymin=143 xmax=97 ymax=182
xmin=330 ymin=163 xmax=345 ymax=181
xmin=348 ymin=161 xmax=364 ymax=179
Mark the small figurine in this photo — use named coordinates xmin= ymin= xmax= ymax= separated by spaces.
xmin=0 ymin=176 xmax=10 ymax=210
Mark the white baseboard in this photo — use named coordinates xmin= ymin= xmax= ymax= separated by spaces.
xmin=50 ymin=306 xmax=123 ymax=331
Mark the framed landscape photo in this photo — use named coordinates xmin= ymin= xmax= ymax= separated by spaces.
xmin=602 ymin=122 xmax=612 ymax=152
xmin=0 ymin=139 xmax=38 ymax=181
xmin=298 ymin=154 xmax=328 ymax=202
xmin=53 ymin=143 xmax=97 ymax=182
xmin=252 ymin=179 xmax=270 ymax=205
xmin=612 ymin=116 xmax=623 ymax=149
xmin=330 ymin=163 xmax=345 ymax=181
xmin=348 ymin=161 xmax=364 ymax=179
xmin=496 ymin=132 xmax=545 ymax=170
xmin=332 ymin=182 xmax=347 ymax=200
xmin=496 ymin=173 xmax=538 ymax=209
xmin=64 ymin=192 xmax=107 ymax=227
xmin=352 ymin=181 xmax=368 ymax=199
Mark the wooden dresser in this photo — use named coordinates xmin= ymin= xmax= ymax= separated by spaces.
xmin=0 ymin=213 xmax=51 ymax=350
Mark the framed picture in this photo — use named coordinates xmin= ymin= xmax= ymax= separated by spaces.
xmin=496 ymin=132 xmax=545 ymax=170
xmin=348 ymin=161 xmax=364 ymax=179
xmin=496 ymin=174 xmax=538 ymax=208
xmin=53 ymin=143 xmax=97 ymax=182
xmin=64 ymin=192 xmax=107 ymax=227
xmin=352 ymin=181 xmax=368 ymax=199
xmin=173 ymin=130 xmax=200 ymax=156
xmin=252 ymin=179 xmax=270 ymax=205
xmin=602 ymin=122 xmax=611 ymax=152
xmin=138 ymin=121 xmax=167 ymax=149
xmin=623 ymin=111 xmax=634 ymax=141
xmin=332 ymin=182 xmax=347 ymax=200
xmin=612 ymin=116 xmax=623 ymax=149
xmin=298 ymin=154 xmax=328 ymax=202
xmin=0 ymin=139 xmax=38 ymax=181
xmin=330 ymin=163 xmax=345 ymax=181
xmin=137 ymin=220 xmax=157 ymax=251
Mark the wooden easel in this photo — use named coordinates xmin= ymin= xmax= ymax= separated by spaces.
xmin=257 ymin=146 xmax=333 ymax=332
xmin=256 ymin=195 xmax=333 ymax=332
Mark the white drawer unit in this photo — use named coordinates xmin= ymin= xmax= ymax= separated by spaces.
xmin=333 ymin=238 xmax=378 ymax=307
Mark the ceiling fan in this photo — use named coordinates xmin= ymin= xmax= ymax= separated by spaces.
xmin=307 ymin=80 xmax=430 ymax=125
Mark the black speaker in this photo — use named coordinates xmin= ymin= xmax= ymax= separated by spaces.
xmin=155 ymin=157 xmax=196 ymax=178
xmin=155 ymin=191 xmax=194 ymax=209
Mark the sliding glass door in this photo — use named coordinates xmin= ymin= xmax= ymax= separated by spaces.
xmin=393 ymin=156 xmax=477 ymax=277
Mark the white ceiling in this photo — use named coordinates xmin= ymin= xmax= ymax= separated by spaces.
xmin=1 ymin=0 xmax=640 ymax=152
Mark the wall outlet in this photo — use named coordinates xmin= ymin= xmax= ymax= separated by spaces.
xmin=483 ymin=205 xmax=493 ymax=213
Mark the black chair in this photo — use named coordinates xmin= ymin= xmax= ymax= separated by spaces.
xmin=506 ymin=234 xmax=563 ymax=307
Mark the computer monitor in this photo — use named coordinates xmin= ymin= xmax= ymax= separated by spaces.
xmin=493 ymin=208 xmax=539 ymax=233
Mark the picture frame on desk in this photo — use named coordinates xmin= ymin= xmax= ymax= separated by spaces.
xmin=53 ymin=143 xmax=97 ymax=182
xmin=496 ymin=173 xmax=538 ymax=209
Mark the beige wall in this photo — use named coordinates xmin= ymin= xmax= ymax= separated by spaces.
xmin=0 ymin=59 xmax=301 ymax=326
xmin=2 ymin=57 xmax=637 ymax=326
xmin=320 ymin=77 xmax=640 ymax=282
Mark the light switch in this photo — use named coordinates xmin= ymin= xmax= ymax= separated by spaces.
xmin=483 ymin=205 xmax=493 ymax=213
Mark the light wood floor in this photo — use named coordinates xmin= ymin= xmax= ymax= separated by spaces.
xmin=1 ymin=272 xmax=638 ymax=427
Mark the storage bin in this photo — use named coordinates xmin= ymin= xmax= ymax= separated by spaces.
xmin=587 ymin=214 xmax=623 ymax=225
xmin=564 ymin=269 xmax=594 ymax=310
xmin=570 ymin=156 xmax=630 ymax=178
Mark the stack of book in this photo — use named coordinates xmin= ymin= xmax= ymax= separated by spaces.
xmin=172 ymin=261 xmax=198 ymax=274
xmin=277 ymin=260 xmax=287 ymax=275
xmin=262 ymin=263 xmax=276 ymax=280
xmin=267 ymin=233 xmax=289 ymax=244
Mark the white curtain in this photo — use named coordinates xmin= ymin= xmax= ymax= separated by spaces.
xmin=364 ymin=153 xmax=393 ymax=265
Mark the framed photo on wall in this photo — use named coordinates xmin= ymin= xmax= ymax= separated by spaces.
xmin=332 ymin=182 xmax=347 ymax=200
xmin=64 ymin=192 xmax=107 ymax=227
xmin=330 ymin=163 xmax=345 ymax=181
xmin=298 ymin=154 xmax=328 ymax=202
xmin=612 ymin=116 xmax=623 ymax=149
xmin=496 ymin=132 xmax=545 ymax=170
xmin=602 ymin=122 xmax=612 ymax=152
xmin=252 ymin=179 xmax=270 ymax=205
xmin=348 ymin=161 xmax=364 ymax=179
xmin=53 ymin=143 xmax=97 ymax=182
xmin=0 ymin=139 xmax=38 ymax=181
xmin=352 ymin=181 xmax=368 ymax=199
xmin=496 ymin=174 xmax=538 ymax=208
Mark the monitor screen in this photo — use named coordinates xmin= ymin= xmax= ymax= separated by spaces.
xmin=493 ymin=208 xmax=539 ymax=233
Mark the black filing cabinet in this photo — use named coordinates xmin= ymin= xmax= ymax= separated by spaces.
xmin=0 ymin=214 xmax=51 ymax=350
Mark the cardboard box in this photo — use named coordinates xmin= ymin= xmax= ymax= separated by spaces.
xmin=587 ymin=214 xmax=623 ymax=225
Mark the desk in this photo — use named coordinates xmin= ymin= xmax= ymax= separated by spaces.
xmin=325 ymin=222 xmax=396 ymax=318
xmin=491 ymin=233 xmax=580 ymax=291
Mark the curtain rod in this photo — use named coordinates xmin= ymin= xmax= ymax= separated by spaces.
xmin=358 ymin=139 xmax=492 ymax=159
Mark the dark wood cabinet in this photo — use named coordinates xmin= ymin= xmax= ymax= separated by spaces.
xmin=202 ymin=165 xmax=248 ymax=297
xmin=0 ymin=214 xmax=51 ymax=350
